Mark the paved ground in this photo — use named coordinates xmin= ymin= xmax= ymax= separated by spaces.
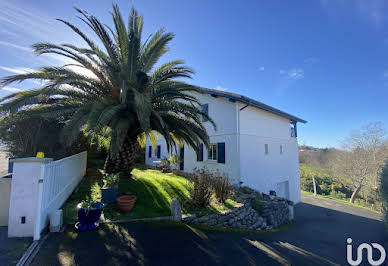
xmin=31 ymin=194 xmax=388 ymax=266
xmin=0 ymin=227 xmax=32 ymax=266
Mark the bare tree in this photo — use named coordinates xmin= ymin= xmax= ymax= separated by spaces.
xmin=332 ymin=122 xmax=388 ymax=203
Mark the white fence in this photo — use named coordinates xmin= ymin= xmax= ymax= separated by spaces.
xmin=34 ymin=151 xmax=87 ymax=240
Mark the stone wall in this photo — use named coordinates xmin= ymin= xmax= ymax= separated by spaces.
xmin=184 ymin=200 xmax=291 ymax=231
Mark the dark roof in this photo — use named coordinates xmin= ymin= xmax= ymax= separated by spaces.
xmin=199 ymin=88 xmax=307 ymax=123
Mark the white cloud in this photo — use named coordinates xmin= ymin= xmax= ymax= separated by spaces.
xmin=0 ymin=66 xmax=34 ymax=74
xmin=258 ymin=66 xmax=265 ymax=71
xmin=2 ymin=87 xmax=21 ymax=92
xmin=0 ymin=41 xmax=31 ymax=52
xmin=214 ymin=85 xmax=229 ymax=91
xmin=288 ymin=68 xmax=304 ymax=80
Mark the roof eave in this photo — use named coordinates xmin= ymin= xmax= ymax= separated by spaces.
xmin=199 ymin=88 xmax=307 ymax=124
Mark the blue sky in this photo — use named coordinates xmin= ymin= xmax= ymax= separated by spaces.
xmin=1 ymin=0 xmax=388 ymax=148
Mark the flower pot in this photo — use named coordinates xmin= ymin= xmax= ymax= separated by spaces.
xmin=76 ymin=202 xmax=104 ymax=231
xmin=101 ymin=186 xmax=118 ymax=203
xmin=117 ymin=195 xmax=137 ymax=213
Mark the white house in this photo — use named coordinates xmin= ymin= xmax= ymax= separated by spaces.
xmin=145 ymin=88 xmax=306 ymax=203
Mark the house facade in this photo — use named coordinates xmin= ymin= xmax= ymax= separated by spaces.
xmin=145 ymin=88 xmax=306 ymax=203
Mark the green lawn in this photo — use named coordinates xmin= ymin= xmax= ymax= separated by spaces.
xmin=63 ymin=165 xmax=239 ymax=224
xmin=301 ymin=190 xmax=381 ymax=213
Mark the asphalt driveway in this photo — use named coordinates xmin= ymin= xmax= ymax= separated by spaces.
xmin=0 ymin=227 xmax=32 ymax=266
xmin=31 ymin=194 xmax=388 ymax=266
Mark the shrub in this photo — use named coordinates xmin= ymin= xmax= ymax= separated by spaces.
xmin=189 ymin=168 xmax=214 ymax=207
xmin=239 ymin=186 xmax=255 ymax=194
xmin=212 ymin=171 xmax=233 ymax=203
xmin=380 ymin=162 xmax=388 ymax=227
xmin=251 ymin=199 xmax=264 ymax=214
xmin=102 ymin=173 xmax=120 ymax=188
xmin=329 ymin=190 xmax=346 ymax=200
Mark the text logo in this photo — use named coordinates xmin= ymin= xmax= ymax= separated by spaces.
xmin=347 ymin=238 xmax=386 ymax=266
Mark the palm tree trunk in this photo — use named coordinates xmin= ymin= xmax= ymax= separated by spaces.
xmin=104 ymin=135 xmax=138 ymax=174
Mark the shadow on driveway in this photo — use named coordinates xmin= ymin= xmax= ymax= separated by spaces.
xmin=0 ymin=226 xmax=32 ymax=266
xmin=31 ymin=194 xmax=388 ymax=266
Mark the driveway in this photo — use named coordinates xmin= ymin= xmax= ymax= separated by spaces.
xmin=0 ymin=227 xmax=32 ymax=266
xmin=31 ymin=194 xmax=388 ymax=265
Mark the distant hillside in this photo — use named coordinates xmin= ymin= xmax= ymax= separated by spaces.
xmin=299 ymin=145 xmax=340 ymax=169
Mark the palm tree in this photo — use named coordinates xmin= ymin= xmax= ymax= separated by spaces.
xmin=0 ymin=5 xmax=214 ymax=174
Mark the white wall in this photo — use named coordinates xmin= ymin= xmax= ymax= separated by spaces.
xmin=144 ymin=93 xmax=302 ymax=203
xmin=238 ymin=103 xmax=301 ymax=203
xmin=8 ymin=158 xmax=52 ymax=238
xmin=145 ymin=92 xmax=241 ymax=184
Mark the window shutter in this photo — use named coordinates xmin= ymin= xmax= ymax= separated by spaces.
xmin=148 ymin=146 xmax=152 ymax=158
xmin=217 ymin=142 xmax=225 ymax=164
xmin=157 ymin=145 xmax=161 ymax=159
xmin=197 ymin=143 xmax=204 ymax=161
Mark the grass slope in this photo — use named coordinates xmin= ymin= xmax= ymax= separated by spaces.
xmin=63 ymin=165 xmax=239 ymax=224
xmin=301 ymin=190 xmax=381 ymax=213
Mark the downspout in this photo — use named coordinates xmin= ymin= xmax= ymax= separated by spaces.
xmin=237 ymin=100 xmax=250 ymax=187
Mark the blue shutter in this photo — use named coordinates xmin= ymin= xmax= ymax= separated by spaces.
xmin=197 ymin=143 xmax=204 ymax=161
xmin=148 ymin=146 xmax=152 ymax=158
xmin=157 ymin=145 xmax=161 ymax=159
xmin=217 ymin=142 xmax=225 ymax=164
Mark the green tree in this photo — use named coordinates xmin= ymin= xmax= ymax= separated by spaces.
xmin=380 ymin=162 xmax=388 ymax=227
xmin=0 ymin=5 xmax=214 ymax=174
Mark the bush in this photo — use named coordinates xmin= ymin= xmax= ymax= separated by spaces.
xmin=212 ymin=171 xmax=233 ymax=203
xmin=251 ymin=199 xmax=264 ymax=214
xmin=380 ymin=163 xmax=388 ymax=227
xmin=189 ymin=168 xmax=214 ymax=208
xmin=329 ymin=190 xmax=346 ymax=200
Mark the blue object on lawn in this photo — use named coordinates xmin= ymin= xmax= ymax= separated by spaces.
xmin=75 ymin=202 xmax=104 ymax=231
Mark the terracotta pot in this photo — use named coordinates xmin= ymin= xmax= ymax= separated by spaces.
xmin=117 ymin=195 xmax=137 ymax=213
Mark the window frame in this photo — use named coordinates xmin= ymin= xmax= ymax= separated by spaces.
xmin=265 ymin=144 xmax=269 ymax=155
xmin=207 ymin=143 xmax=217 ymax=161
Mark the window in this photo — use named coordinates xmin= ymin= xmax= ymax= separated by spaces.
xmin=280 ymin=145 xmax=283 ymax=155
xmin=201 ymin=104 xmax=209 ymax=122
xmin=208 ymin=144 xmax=217 ymax=160
xmin=197 ymin=143 xmax=204 ymax=161
xmin=265 ymin=144 xmax=269 ymax=155
xmin=157 ymin=145 xmax=161 ymax=159
xmin=148 ymin=146 xmax=152 ymax=158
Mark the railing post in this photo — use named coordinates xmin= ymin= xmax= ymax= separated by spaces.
xmin=33 ymin=165 xmax=45 ymax=241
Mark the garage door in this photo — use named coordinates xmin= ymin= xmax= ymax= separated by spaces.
xmin=276 ymin=181 xmax=289 ymax=199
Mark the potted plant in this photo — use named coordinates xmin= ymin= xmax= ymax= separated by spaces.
xmin=101 ymin=173 xmax=119 ymax=203
xmin=117 ymin=193 xmax=137 ymax=213
xmin=75 ymin=200 xmax=104 ymax=231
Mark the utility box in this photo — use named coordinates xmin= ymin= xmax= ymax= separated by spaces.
xmin=49 ymin=210 xmax=63 ymax=232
